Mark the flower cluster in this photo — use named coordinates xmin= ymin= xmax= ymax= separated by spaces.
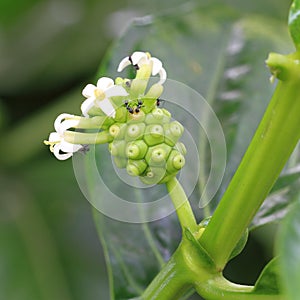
xmin=44 ymin=51 xmax=185 ymax=184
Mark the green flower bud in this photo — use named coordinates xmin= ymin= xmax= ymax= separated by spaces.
xmin=144 ymin=124 xmax=164 ymax=145
xmin=126 ymin=159 xmax=147 ymax=176
xmin=143 ymin=84 xmax=164 ymax=113
xmin=114 ymin=107 xmax=128 ymax=123
xmin=125 ymin=123 xmax=145 ymax=141
xmin=166 ymin=150 xmax=185 ymax=173
xmin=130 ymin=77 xmax=149 ymax=99
xmin=115 ymin=77 xmax=124 ymax=85
xmin=126 ymin=140 xmax=148 ymax=159
xmin=145 ymin=83 xmax=164 ymax=99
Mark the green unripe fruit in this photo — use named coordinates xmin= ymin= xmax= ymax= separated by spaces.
xmin=144 ymin=124 xmax=164 ymax=145
xmin=159 ymin=172 xmax=179 ymax=184
xmin=126 ymin=140 xmax=148 ymax=159
xmin=145 ymin=108 xmax=163 ymax=123
xmin=140 ymin=167 xmax=166 ymax=185
xmin=125 ymin=123 xmax=145 ymax=141
xmin=113 ymin=156 xmax=127 ymax=168
xmin=145 ymin=108 xmax=171 ymax=124
xmin=127 ymin=110 xmax=146 ymax=123
xmin=170 ymin=121 xmax=184 ymax=135
xmin=161 ymin=108 xmax=171 ymax=118
xmin=109 ymin=140 xmax=126 ymax=157
xmin=173 ymin=153 xmax=185 ymax=169
xmin=175 ymin=142 xmax=187 ymax=155
xmin=151 ymin=148 xmax=167 ymax=163
xmin=145 ymin=144 xmax=172 ymax=167
xmin=109 ymin=123 xmax=126 ymax=139
xmin=164 ymin=121 xmax=184 ymax=146
xmin=126 ymin=159 xmax=147 ymax=176
xmin=107 ymin=104 xmax=186 ymax=184
xmin=166 ymin=150 xmax=185 ymax=173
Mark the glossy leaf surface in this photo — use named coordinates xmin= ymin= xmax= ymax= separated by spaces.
xmin=289 ymin=0 xmax=300 ymax=50
xmin=278 ymin=194 xmax=300 ymax=300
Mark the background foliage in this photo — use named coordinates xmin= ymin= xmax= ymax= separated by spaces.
xmin=0 ymin=0 xmax=296 ymax=299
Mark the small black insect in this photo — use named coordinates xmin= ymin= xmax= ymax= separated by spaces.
xmin=124 ymin=100 xmax=134 ymax=114
xmin=79 ymin=144 xmax=90 ymax=154
xmin=125 ymin=80 xmax=131 ymax=88
xmin=135 ymin=100 xmax=143 ymax=113
xmin=156 ymin=98 xmax=165 ymax=107
xmin=128 ymin=55 xmax=139 ymax=71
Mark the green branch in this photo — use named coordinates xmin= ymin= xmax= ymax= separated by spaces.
xmin=166 ymin=177 xmax=198 ymax=232
xmin=199 ymin=52 xmax=300 ymax=269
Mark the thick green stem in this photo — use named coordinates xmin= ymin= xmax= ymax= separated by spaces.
xmin=141 ymin=249 xmax=193 ymax=300
xmin=200 ymin=53 xmax=300 ymax=269
xmin=195 ymin=276 xmax=284 ymax=300
xmin=166 ymin=177 xmax=198 ymax=232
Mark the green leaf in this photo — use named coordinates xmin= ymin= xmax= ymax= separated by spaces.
xmin=278 ymin=194 xmax=300 ymax=300
xmin=89 ymin=2 xmax=293 ymax=299
xmin=289 ymin=0 xmax=300 ymax=50
xmin=252 ymin=257 xmax=282 ymax=295
xmin=250 ymin=166 xmax=300 ymax=229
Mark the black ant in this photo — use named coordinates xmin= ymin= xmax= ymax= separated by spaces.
xmin=156 ymin=98 xmax=165 ymax=107
xmin=124 ymin=99 xmax=143 ymax=114
xmin=124 ymin=100 xmax=134 ymax=114
xmin=135 ymin=100 xmax=143 ymax=113
xmin=128 ymin=55 xmax=140 ymax=71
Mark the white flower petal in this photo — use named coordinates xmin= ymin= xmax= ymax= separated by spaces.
xmin=117 ymin=56 xmax=131 ymax=72
xmin=150 ymin=57 xmax=163 ymax=76
xmin=81 ymin=97 xmax=95 ymax=117
xmin=158 ymin=68 xmax=167 ymax=85
xmin=48 ymin=132 xmax=61 ymax=142
xmin=58 ymin=119 xmax=80 ymax=135
xmin=105 ymin=85 xmax=128 ymax=98
xmin=97 ymin=77 xmax=114 ymax=90
xmin=53 ymin=144 xmax=74 ymax=160
xmin=82 ymin=84 xmax=96 ymax=98
xmin=131 ymin=51 xmax=148 ymax=65
xmin=54 ymin=113 xmax=74 ymax=132
xmin=96 ymin=98 xmax=116 ymax=118
xmin=60 ymin=140 xmax=82 ymax=153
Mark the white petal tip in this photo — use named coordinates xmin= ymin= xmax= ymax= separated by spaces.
xmin=158 ymin=68 xmax=167 ymax=85
xmin=117 ymin=57 xmax=131 ymax=72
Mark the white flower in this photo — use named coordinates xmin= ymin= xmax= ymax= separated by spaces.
xmin=81 ymin=77 xmax=128 ymax=118
xmin=117 ymin=51 xmax=167 ymax=85
xmin=44 ymin=113 xmax=82 ymax=160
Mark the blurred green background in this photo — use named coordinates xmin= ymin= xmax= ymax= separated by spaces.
xmin=0 ymin=0 xmax=292 ymax=299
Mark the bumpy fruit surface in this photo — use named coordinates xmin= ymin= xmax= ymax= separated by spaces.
xmin=106 ymin=106 xmax=186 ymax=185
